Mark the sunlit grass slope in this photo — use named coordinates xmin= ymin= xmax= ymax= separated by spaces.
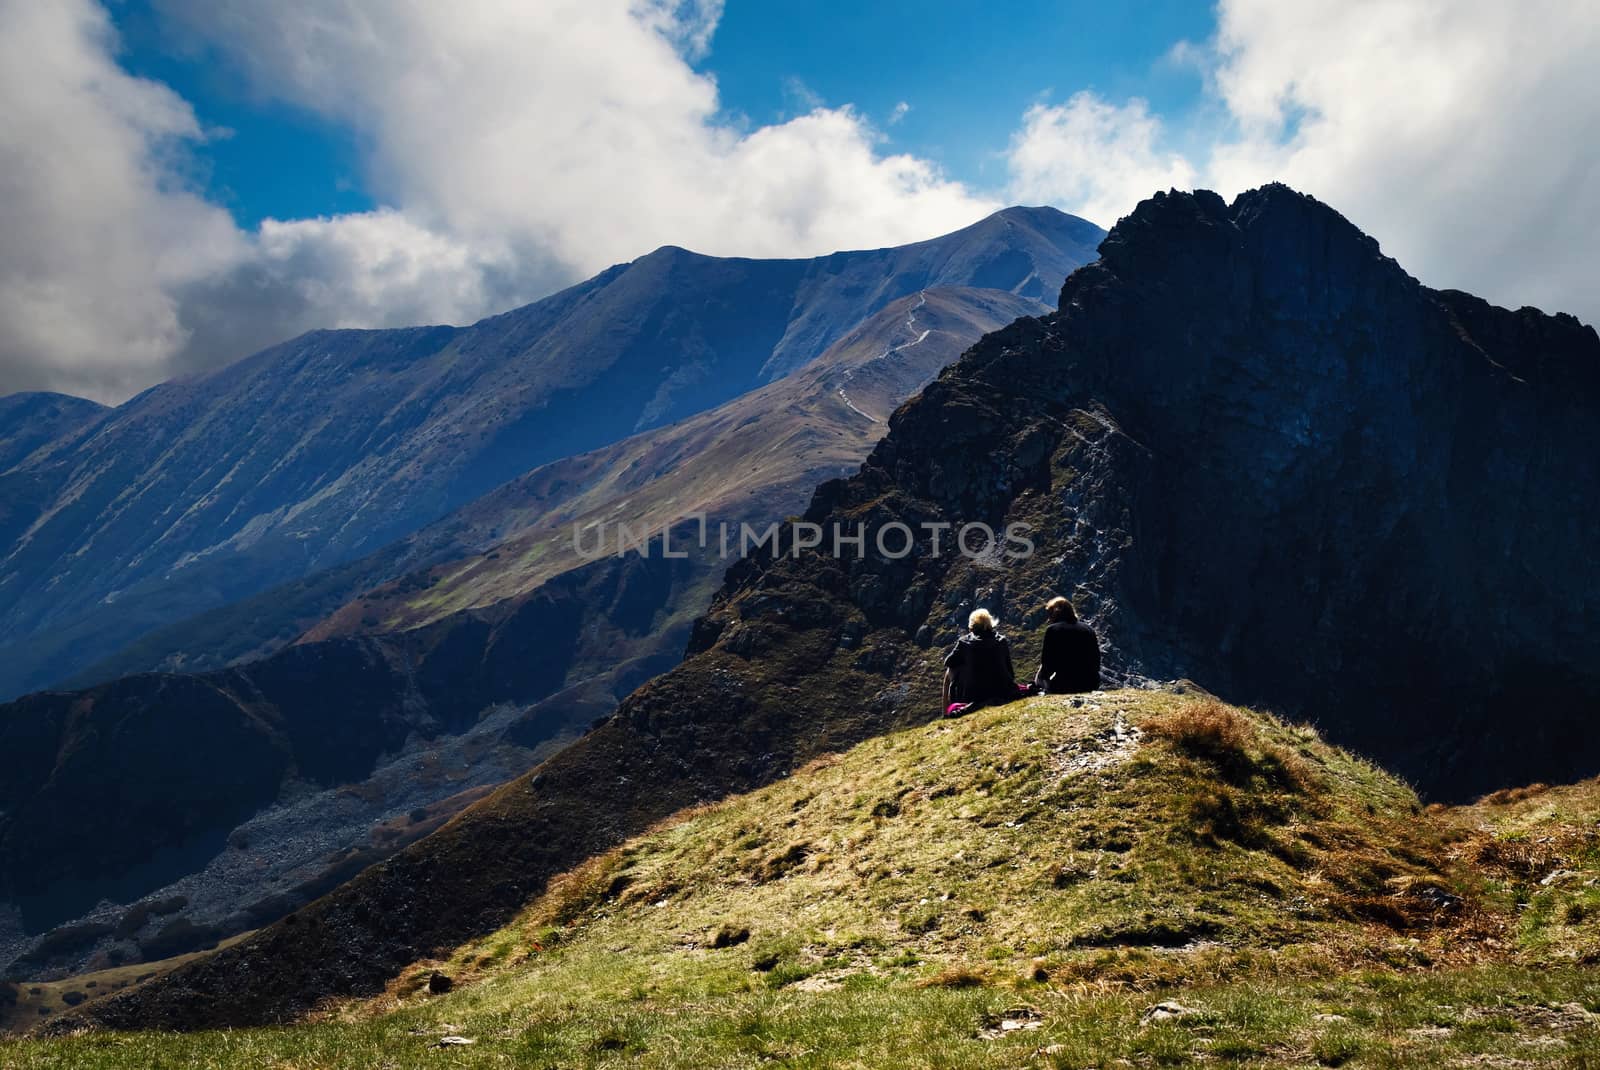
xmin=10 ymin=690 xmax=1600 ymax=1068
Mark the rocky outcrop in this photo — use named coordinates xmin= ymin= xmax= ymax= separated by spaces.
xmin=1029 ymin=187 xmax=1600 ymax=793
xmin=56 ymin=184 xmax=1600 ymax=1030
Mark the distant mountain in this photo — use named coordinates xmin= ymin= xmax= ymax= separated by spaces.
xmin=63 ymin=184 xmax=1600 ymax=1030
xmin=68 ymin=287 xmax=1048 ymax=685
xmin=0 ymin=393 xmax=106 ymax=473
xmin=307 ymin=287 xmax=1044 ymax=640
xmin=0 ymin=206 xmax=1101 ymax=700
xmin=0 ymin=284 xmax=1059 ymax=976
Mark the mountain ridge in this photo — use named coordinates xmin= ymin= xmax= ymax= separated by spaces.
xmin=0 ymin=393 xmax=107 ymax=472
xmin=0 ymin=206 xmax=1099 ymax=700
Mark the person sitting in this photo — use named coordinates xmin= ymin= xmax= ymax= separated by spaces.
xmin=942 ymin=608 xmax=1022 ymax=716
xmin=1035 ymin=596 xmax=1101 ymax=694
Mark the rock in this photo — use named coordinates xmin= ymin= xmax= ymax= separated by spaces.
xmin=837 ymin=621 xmax=865 ymax=649
xmin=426 ymin=971 xmax=453 ymax=995
xmin=436 ymin=1036 xmax=474 ymax=1047
xmin=1140 ymin=1001 xmax=1200 ymax=1024
xmin=1415 ymin=887 xmax=1465 ymax=912
xmin=1541 ymin=869 xmax=1578 ymax=887
xmin=979 ymin=1007 xmax=1044 ymax=1039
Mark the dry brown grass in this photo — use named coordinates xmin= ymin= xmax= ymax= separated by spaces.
xmin=1476 ymin=783 xmax=1552 ymax=806
xmin=1460 ymin=824 xmax=1599 ymax=879
xmin=1142 ymin=698 xmax=1252 ymax=763
xmin=1137 ymin=700 xmax=1494 ymax=955
xmin=1140 ymin=698 xmax=1318 ymax=795
xmin=524 ymin=847 xmax=633 ymax=930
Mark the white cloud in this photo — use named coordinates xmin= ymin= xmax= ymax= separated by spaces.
xmin=1204 ymin=0 xmax=1600 ymax=321
xmin=250 ymin=212 xmax=517 ymax=330
xmin=1002 ymin=0 xmax=1600 ymax=325
xmin=0 ymin=0 xmax=246 ymax=401
xmin=1006 ymin=93 xmax=1197 ymax=230
xmin=157 ymin=0 xmax=997 ymax=312
xmin=0 ymin=0 xmax=997 ymax=401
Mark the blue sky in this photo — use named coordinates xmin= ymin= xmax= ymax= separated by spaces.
xmin=710 ymin=1 xmax=1214 ymax=181
xmin=111 ymin=0 xmax=378 ymax=227
xmin=108 ymin=0 xmax=1214 ymax=229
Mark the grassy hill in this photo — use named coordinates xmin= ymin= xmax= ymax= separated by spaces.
xmin=11 ymin=690 xmax=1599 ymax=1067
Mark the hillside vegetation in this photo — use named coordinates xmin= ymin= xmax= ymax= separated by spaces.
xmin=12 ymin=690 xmax=1599 ymax=1067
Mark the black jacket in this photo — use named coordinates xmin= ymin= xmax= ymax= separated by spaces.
xmin=1039 ymin=620 xmax=1100 ymax=693
xmin=943 ymin=632 xmax=1017 ymax=703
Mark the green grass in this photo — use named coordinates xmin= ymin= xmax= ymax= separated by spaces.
xmin=0 ymin=935 xmax=253 ymax=1034
xmin=1443 ymin=777 xmax=1600 ymax=964
xmin=8 ymin=691 xmax=1600 ymax=1068
xmin=10 ymin=967 xmax=1600 ymax=1068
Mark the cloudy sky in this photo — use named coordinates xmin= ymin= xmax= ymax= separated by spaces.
xmin=2 ymin=0 xmax=1596 ymax=403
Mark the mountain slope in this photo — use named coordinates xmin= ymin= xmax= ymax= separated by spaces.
xmin=0 ymin=549 xmax=700 ymax=934
xmin=0 ymin=287 xmax=1046 ymax=979
xmin=0 ymin=207 xmax=1101 ymax=699
xmin=308 ymin=286 xmax=1045 ymax=639
xmin=68 ymin=286 xmax=1045 ymax=682
xmin=0 ymin=393 xmax=106 ymax=473
xmin=29 ymin=693 xmax=1600 ymax=1065
xmin=54 ymin=182 xmax=1600 ymax=1031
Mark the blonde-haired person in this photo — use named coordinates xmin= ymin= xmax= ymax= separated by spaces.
xmin=941 ymin=608 xmax=1022 ymax=716
xmin=1034 ymin=596 xmax=1100 ymax=694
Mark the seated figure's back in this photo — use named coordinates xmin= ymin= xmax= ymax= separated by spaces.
xmin=945 ymin=631 xmax=1016 ymax=703
xmin=1041 ymin=618 xmax=1100 ymax=693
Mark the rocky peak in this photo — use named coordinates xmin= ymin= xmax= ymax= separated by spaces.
xmin=725 ymin=184 xmax=1600 ymax=798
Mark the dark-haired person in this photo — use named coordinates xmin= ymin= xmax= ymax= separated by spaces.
xmin=1035 ymin=596 xmax=1100 ymax=693
xmin=941 ymin=608 xmax=1022 ymax=716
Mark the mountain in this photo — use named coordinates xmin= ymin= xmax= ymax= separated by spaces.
xmin=49 ymin=183 xmax=1600 ymax=1032
xmin=0 ymin=393 xmax=106 ymax=473
xmin=0 ymin=285 xmax=1053 ymax=977
xmin=68 ymin=286 xmax=1047 ymax=682
xmin=0 ymin=206 xmax=1102 ymax=699
xmin=305 ymin=287 xmax=1045 ymax=638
